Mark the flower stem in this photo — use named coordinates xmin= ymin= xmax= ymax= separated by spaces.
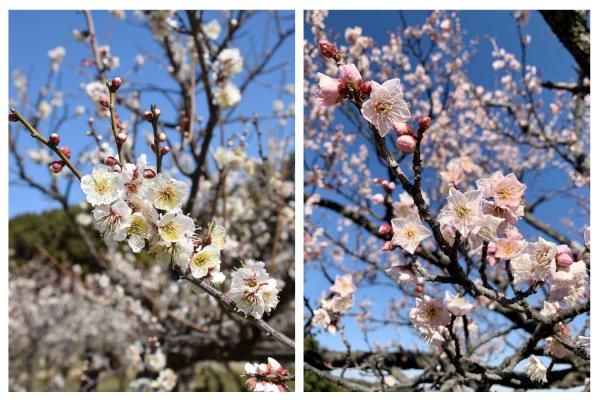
xmin=108 ymin=91 xmax=125 ymax=166
xmin=11 ymin=109 xmax=82 ymax=180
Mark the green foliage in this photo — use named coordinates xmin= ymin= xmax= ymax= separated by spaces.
xmin=9 ymin=207 xmax=102 ymax=269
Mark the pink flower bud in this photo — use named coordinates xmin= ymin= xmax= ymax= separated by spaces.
xmin=245 ymin=377 xmax=257 ymax=391
xmin=158 ymin=132 xmax=167 ymax=142
xmin=556 ymin=253 xmax=573 ymax=268
xmin=418 ymin=116 xmax=432 ymax=132
xmin=361 ymin=81 xmax=372 ymax=96
xmin=371 ymin=193 xmax=385 ymax=204
xmin=384 ymin=181 xmax=395 ymax=192
xmin=111 ymin=77 xmax=122 ymax=90
xmin=143 ymin=168 xmax=156 ymax=178
xmin=116 ymin=133 xmax=127 ymax=144
xmin=319 ymin=40 xmax=339 ymax=59
xmin=104 ymin=156 xmax=117 ymax=166
xmin=556 ymin=244 xmax=571 ymax=255
xmin=381 ymin=241 xmax=394 ymax=251
xmin=49 ymin=133 xmax=60 ymax=145
xmin=395 ymin=121 xmax=414 ymax=137
xmin=60 ymin=146 xmax=71 ymax=159
xmin=50 ymin=161 xmax=63 ymax=172
xmin=161 ymin=146 xmax=170 ymax=155
xmin=416 ymin=284 xmax=424 ymax=293
xmin=396 ymin=135 xmax=417 ymax=154
xmin=379 ymin=224 xmax=393 ymax=235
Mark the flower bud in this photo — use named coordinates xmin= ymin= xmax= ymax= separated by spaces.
xmin=60 ymin=146 xmax=71 ymax=159
xmin=319 ymin=40 xmax=338 ymax=59
xmin=379 ymin=224 xmax=393 ymax=236
xmin=245 ymin=377 xmax=257 ymax=391
xmin=395 ymin=121 xmax=414 ymax=137
xmin=144 ymin=111 xmax=153 ymax=121
xmin=104 ymin=156 xmax=117 ymax=166
xmin=143 ymin=168 xmax=156 ymax=178
xmin=487 ymin=241 xmax=497 ymax=255
xmin=50 ymin=161 xmax=63 ymax=172
xmin=418 ymin=116 xmax=432 ymax=132
xmin=396 ymin=135 xmax=417 ymax=154
xmin=158 ymin=132 xmax=167 ymax=142
xmin=556 ymin=244 xmax=571 ymax=255
xmin=9 ymin=111 xmax=18 ymax=122
xmin=556 ymin=253 xmax=574 ymax=268
xmin=361 ymin=81 xmax=372 ymax=96
xmin=116 ymin=132 xmax=128 ymax=144
xmin=416 ymin=284 xmax=424 ymax=294
xmin=372 ymin=177 xmax=382 ymax=184
xmin=49 ymin=133 xmax=60 ymax=145
xmin=381 ymin=241 xmax=394 ymax=251
xmin=371 ymin=193 xmax=385 ymax=204
xmin=111 ymin=77 xmax=122 ymax=90
xmin=152 ymin=107 xmax=161 ymax=118
xmin=384 ymin=181 xmax=395 ymax=192
xmin=161 ymin=146 xmax=170 ymax=155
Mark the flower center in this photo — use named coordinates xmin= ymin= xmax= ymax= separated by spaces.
xmin=405 ymin=228 xmax=416 ymax=240
xmin=161 ymin=221 xmax=181 ymax=241
xmin=454 ymin=204 xmax=471 ymax=220
xmin=158 ymin=186 xmax=178 ymax=208
xmin=94 ymin=178 xmax=111 ymax=195
xmin=496 ymin=186 xmax=513 ymax=201
xmin=375 ymin=99 xmax=394 ymax=116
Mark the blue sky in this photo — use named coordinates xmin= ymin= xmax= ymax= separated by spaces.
xmin=304 ymin=10 xmax=589 ymax=360
xmin=9 ymin=10 xmax=295 ymax=217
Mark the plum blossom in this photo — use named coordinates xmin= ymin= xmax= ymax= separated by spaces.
xmin=157 ymin=211 xmax=195 ymax=243
xmin=385 ymin=264 xmax=423 ymax=287
xmin=93 ymin=200 xmax=132 ymax=243
xmin=525 ymin=355 xmax=547 ymax=384
xmin=510 ymin=237 xmax=557 ymax=284
xmin=361 ymin=78 xmax=411 ymax=136
xmin=81 ymin=166 xmax=123 ymax=206
xmin=490 ymin=173 xmax=526 ymax=209
xmin=549 ymin=260 xmax=588 ymax=306
xmin=214 ymin=82 xmax=241 ymax=108
xmin=316 ymin=63 xmax=363 ymax=106
xmin=190 ymin=245 xmax=221 ymax=280
xmin=147 ymin=175 xmax=188 ymax=211
xmin=229 ymin=261 xmax=279 ymax=319
xmin=330 ymin=274 xmax=356 ymax=297
xmin=390 ymin=213 xmax=432 ymax=254
xmin=438 ymin=188 xmax=484 ymax=237
xmin=126 ymin=212 xmax=151 ymax=252
xmin=444 ymin=291 xmax=474 ymax=316
xmin=494 ymin=237 xmax=525 ymax=259
xmin=409 ymin=296 xmax=451 ymax=345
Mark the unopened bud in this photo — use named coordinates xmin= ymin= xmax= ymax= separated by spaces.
xmin=379 ymin=224 xmax=393 ymax=236
xmin=361 ymin=81 xmax=372 ymax=96
xmin=152 ymin=107 xmax=161 ymax=118
xmin=9 ymin=112 xmax=18 ymax=122
xmin=395 ymin=121 xmax=414 ymax=137
xmin=158 ymin=132 xmax=167 ymax=142
xmin=381 ymin=241 xmax=394 ymax=251
xmin=396 ymin=135 xmax=417 ymax=154
xmin=50 ymin=161 xmax=63 ymax=172
xmin=245 ymin=377 xmax=257 ymax=391
xmin=143 ymin=168 xmax=156 ymax=178
xmin=416 ymin=284 xmax=424 ymax=294
xmin=556 ymin=253 xmax=574 ymax=268
xmin=111 ymin=77 xmax=122 ymax=90
xmin=144 ymin=111 xmax=153 ymax=121
xmin=556 ymin=244 xmax=571 ymax=255
xmin=104 ymin=156 xmax=117 ymax=166
xmin=60 ymin=146 xmax=71 ymax=159
xmin=418 ymin=116 xmax=432 ymax=132
xmin=319 ymin=40 xmax=338 ymax=59
xmin=371 ymin=193 xmax=385 ymax=204
xmin=384 ymin=181 xmax=395 ymax=193
xmin=161 ymin=146 xmax=170 ymax=155
xmin=116 ymin=133 xmax=127 ymax=144
xmin=49 ymin=133 xmax=60 ymax=145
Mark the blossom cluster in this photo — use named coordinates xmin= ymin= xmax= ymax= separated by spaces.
xmin=244 ymin=357 xmax=291 ymax=392
xmin=311 ymin=274 xmax=356 ymax=335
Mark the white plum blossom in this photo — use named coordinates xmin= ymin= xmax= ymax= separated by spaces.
xmin=203 ymin=19 xmax=221 ymax=40
xmin=409 ymin=296 xmax=451 ymax=345
xmin=330 ymin=274 xmax=356 ymax=297
xmin=444 ymin=291 xmax=474 ymax=316
xmin=81 ymin=166 xmax=123 ymax=206
xmin=147 ymin=175 xmax=188 ymax=211
xmin=229 ymin=261 xmax=279 ymax=319
xmin=150 ymin=238 xmax=194 ymax=269
xmin=190 ymin=245 xmax=221 ymax=279
xmin=511 ymin=237 xmax=557 ymax=284
xmin=438 ymin=188 xmax=484 ymax=237
xmin=93 ymin=200 xmax=132 ymax=243
xmin=126 ymin=212 xmax=151 ymax=252
xmin=525 ymin=355 xmax=547 ymax=384
xmin=214 ymin=82 xmax=241 ymax=109
xmin=390 ymin=213 xmax=432 ymax=254
xmin=361 ymin=78 xmax=411 ymax=136
xmin=217 ymin=48 xmax=244 ymax=77
xmin=157 ymin=211 xmax=195 ymax=243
